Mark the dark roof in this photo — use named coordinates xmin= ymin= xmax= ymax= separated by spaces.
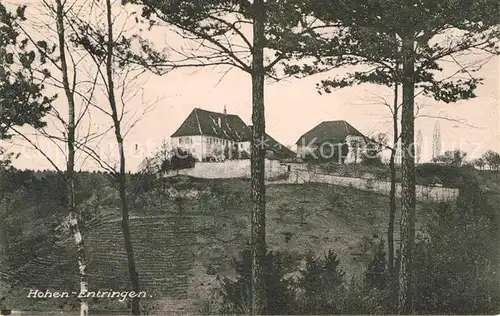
xmin=171 ymin=108 xmax=252 ymax=141
xmin=247 ymin=126 xmax=296 ymax=159
xmin=295 ymin=120 xmax=364 ymax=145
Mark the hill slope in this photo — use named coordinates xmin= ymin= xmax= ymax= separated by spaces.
xmin=3 ymin=176 xmax=432 ymax=313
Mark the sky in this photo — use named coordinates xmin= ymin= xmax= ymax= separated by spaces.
xmin=2 ymin=0 xmax=499 ymax=172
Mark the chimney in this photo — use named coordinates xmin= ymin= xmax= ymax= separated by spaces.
xmin=223 ymin=106 xmax=227 ymax=115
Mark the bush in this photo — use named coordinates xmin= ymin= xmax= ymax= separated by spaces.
xmin=414 ymin=179 xmax=500 ymax=314
xmin=432 ymin=149 xmax=467 ymax=166
xmin=364 ymin=240 xmax=387 ymax=290
xmin=296 ymin=250 xmax=346 ymax=314
xmin=416 ymin=163 xmax=477 ymax=187
xmin=360 ymin=138 xmax=385 ymax=166
xmin=213 ymin=246 xmax=349 ymax=315
xmin=161 ymin=148 xmax=196 ymax=173
xmin=216 ymin=245 xmax=298 ymax=315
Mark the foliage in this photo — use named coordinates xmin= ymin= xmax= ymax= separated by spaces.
xmin=481 ymin=150 xmax=500 ymax=171
xmin=282 ymin=0 xmax=498 ymax=102
xmin=364 ymin=239 xmax=387 ymax=290
xmin=415 ymin=163 xmax=479 ymax=187
xmin=124 ymin=0 xmax=324 ymax=78
xmin=212 ymin=244 xmax=397 ymax=315
xmin=0 ymin=4 xmax=55 ymax=139
xmin=296 ymin=250 xmax=346 ymax=314
xmin=348 ymin=138 xmax=363 ymax=163
xmin=414 ymin=179 xmax=500 ymax=314
xmin=0 ymin=170 xmax=70 ymax=290
xmin=432 ymin=149 xmax=467 ymax=166
xmin=0 ymin=147 xmax=19 ymax=171
xmin=161 ymin=148 xmax=196 ymax=173
xmin=216 ymin=245 xmax=298 ymax=315
xmin=471 ymin=157 xmax=486 ymax=170
xmin=360 ymin=137 xmax=385 ymax=166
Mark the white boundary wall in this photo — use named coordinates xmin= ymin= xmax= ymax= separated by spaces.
xmin=165 ymin=159 xmax=287 ymax=179
xmin=285 ymin=170 xmax=459 ymax=202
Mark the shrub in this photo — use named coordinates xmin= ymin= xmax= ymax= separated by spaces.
xmin=416 ymin=163 xmax=477 ymax=187
xmin=432 ymin=149 xmax=467 ymax=166
xmin=414 ymin=179 xmax=500 ymax=314
xmin=296 ymin=250 xmax=346 ymax=314
xmin=216 ymin=245 xmax=298 ymax=315
xmin=360 ymin=145 xmax=384 ymax=165
xmin=161 ymin=148 xmax=196 ymax=174
xmin=364 ymin=239 xmax=387 ymax=290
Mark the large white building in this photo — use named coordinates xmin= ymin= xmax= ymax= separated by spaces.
xmin=171 ymin=107 xmax=294 ymax=161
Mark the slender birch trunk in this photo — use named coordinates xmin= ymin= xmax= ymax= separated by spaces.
xmin=104 ymin=0 xmax=141 ymax=313
xmin=250 ymin=0 xmax=267 ymax=314
xmin=55 ymin=0 xmax=89 ymax=314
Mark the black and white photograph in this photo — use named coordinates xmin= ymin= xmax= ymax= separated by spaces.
xmin=0 ymin=0 xmax=499 ymax=315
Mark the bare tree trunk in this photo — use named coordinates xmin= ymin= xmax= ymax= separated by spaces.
xmin=398 ymin=37 xmax=416 ymax=315
xmin=55 ymin=1 xmax=89 ymax=314
xmin=388 ymin=82 xmax=399 ymax=275
xmin=250 ymin=0 xmax=267 ymax=314
xmin=105 ymin=0 xmax=140 ymax=313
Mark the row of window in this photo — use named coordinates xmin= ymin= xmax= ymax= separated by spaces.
xmin=207 ymin=137 xmax=229 ymax=146
xmin=178 ymin=137 xmax=193 ymax=144
xmin=178 ymin=136 xmax=246 ymax=148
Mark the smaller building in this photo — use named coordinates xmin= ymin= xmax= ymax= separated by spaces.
xmin=295 ymin=120 xmax=366 ymax=163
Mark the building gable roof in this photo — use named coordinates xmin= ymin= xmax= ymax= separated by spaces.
xmin=248 ymin=125 xmax=296 ymax=159
xmin=171 ymin=108 xmax=252 ymax=141
xmin=295 ymin=120 xmax=364 ymax=145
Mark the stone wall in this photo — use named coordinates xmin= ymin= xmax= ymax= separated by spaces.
xmin=166 ymin=159 xmax=287 ymax=179
xmin=284 ymin=170 xmax=459 ymax=202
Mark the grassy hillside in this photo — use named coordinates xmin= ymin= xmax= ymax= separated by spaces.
xmin=97 ymin=176 xmax=432 ymax=313
xmin=1 ymin=174 xmax=434 ymax=313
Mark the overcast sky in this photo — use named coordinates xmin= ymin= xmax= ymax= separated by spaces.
xmin=3 ymin=0 xmax=499 ymax=172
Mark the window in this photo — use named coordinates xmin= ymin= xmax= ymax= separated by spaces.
xmin=179 ymin=137 xmax=184 ymax=144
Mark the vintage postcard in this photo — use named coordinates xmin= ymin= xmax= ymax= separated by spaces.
xmin=0 ymin=0 xmax=498 ymax=315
